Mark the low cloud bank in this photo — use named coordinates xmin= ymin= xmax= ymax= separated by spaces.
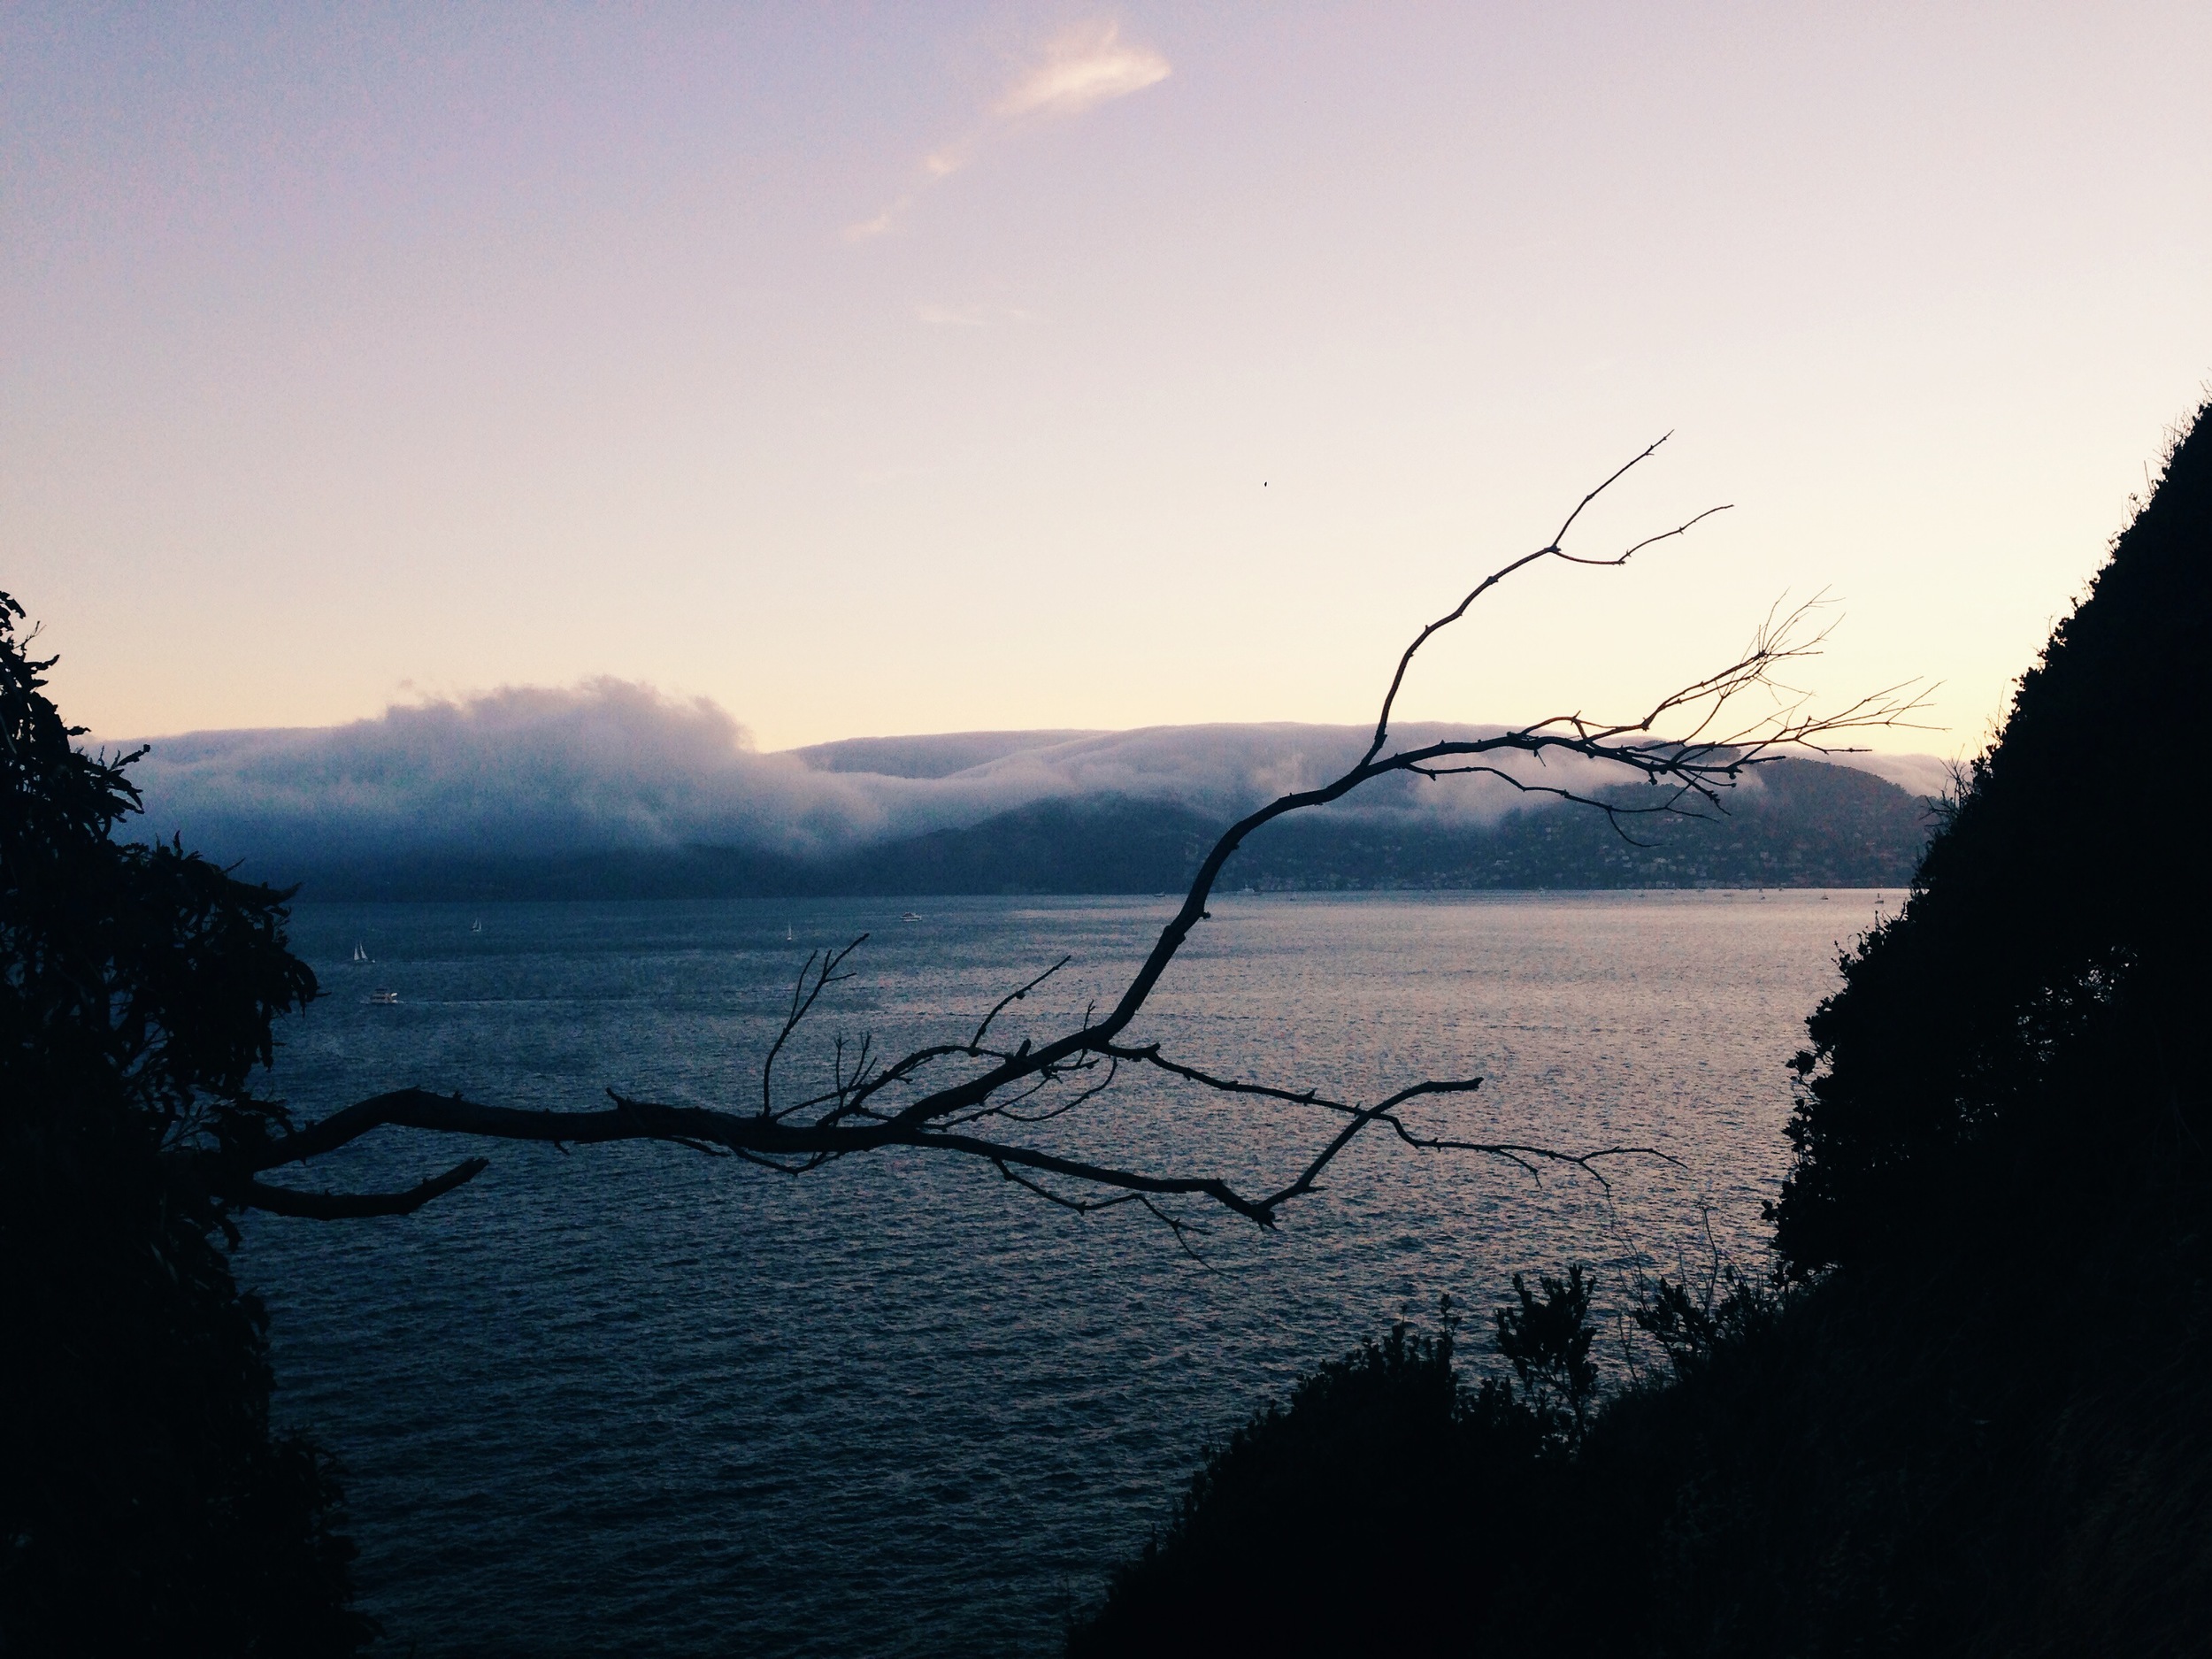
xmin=118 ymin=680 xmax=1946 ymax=872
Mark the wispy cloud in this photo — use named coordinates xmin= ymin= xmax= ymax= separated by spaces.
xmin=846 ymin=19 xmax=1171 ymax=242
xmin=995 ymin=20 xmax=1171 ymax=119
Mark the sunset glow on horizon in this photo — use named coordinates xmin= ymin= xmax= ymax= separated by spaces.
xmin=6 ymin=4 xmax=2208 ymax=758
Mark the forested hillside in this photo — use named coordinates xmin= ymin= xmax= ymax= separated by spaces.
xmin=281 ymin=756 xmax=1928 ymax=901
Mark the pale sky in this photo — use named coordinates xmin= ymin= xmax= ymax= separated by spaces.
xmin=6 ymin=3 xmax=2208 ymax=755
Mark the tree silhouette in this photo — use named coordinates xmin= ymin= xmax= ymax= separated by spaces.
xmin=1 ymin=595 xmax=371 ymax=1652
xmin=1773 ymin=400 xmax=2212 ymax=1276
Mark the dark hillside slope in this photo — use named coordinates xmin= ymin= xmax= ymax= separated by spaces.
xmin=1073 ymin=404 xmax=2212 ymax=1659
xmin=1775 ymin=404 xmax=2212 ymax=1274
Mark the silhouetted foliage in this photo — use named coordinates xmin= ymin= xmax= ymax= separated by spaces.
xmin=1081 ymin=1233 xmax=2212 ymax=1656
xmin=1772 ymin=401 xmax=2212 ymax=1276
xmin=1629 ymin=1260 xmax=1772 ymax=1382
xmin=1494 ymin=1265 xmax=1599 ymax=1440
xmin=1067 ymin=1301 xmax=1572 ymax=1658
xmin=0 ymin=593 xmax=370 ymax=1653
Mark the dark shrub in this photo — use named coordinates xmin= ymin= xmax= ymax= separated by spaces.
xmin=1 ymin=593 xmax=370 ymax=1655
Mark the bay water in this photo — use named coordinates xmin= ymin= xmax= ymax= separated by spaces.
xmin=239 ymin=889 xmax=1888 ymax=1655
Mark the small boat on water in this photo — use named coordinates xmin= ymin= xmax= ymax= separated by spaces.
xmin=785 ymin=924 xmax=795 ymax=941
xmin=351 ymin=942 xmax=370 ymax=963
xmin=366 ymin=989 xmax=399 ymax=1005
xmin=900 ymin=911 xmax=922 ymax=923
xmin=471 ymin=919 xmax=483 ymax=933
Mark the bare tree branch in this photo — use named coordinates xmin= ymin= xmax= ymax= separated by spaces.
xmin=241 ymin=1156 xmax=490 ymax=1219
xmin=972 ymin=955 xmax=1072 ymax=1048
xmin=214 ymin=437 xmax=1925 ymax=1236
xmin=763 ymin=936 xmax=865 ymax=1120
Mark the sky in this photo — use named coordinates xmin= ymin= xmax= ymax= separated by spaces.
xmin=6 ymin=3 xmax=2208 ymax=758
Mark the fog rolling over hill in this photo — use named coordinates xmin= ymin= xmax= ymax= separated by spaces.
xmin=272 ymin=759 xmax=1931 ymax=902
xmin=793 ymin=731 xmax=1109 ymax=779
xmin=116 ymin=692 xmax=1945 ymax=900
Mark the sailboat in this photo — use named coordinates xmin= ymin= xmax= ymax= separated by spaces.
xmin=471 ymin=919 xmax=483 ymax=933
xmin=351 ymin=942 xmax=370 ymax=964
xmin=785 ymin=924 xmax=795 ymax=941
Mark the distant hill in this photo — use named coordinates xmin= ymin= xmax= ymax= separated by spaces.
xmin=1235 ymin=753 xmax=1926 ymax=891
xmin=287 ymin=757 xmax=1932 ymax=901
